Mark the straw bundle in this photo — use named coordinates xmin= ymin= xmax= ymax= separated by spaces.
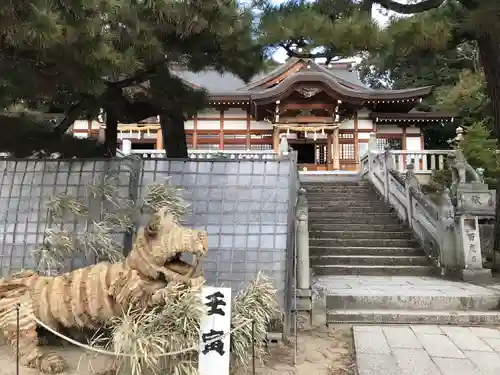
xmin=95 ymin=273 xmax=279 ymax=375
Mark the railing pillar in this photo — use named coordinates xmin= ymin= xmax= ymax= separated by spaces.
xmin=296 ymin=188 xmax=310 ymax=290
xmin=295 ymin=188 xmax=312 ymax=324
xmin=435 ymin=189 xmax=460 ymax=270
xmin=404 ymin=164 xmax=414 ymax=229
xmin=367 ymin=132 xmax=377 ymax=180
xmin=382 ymin=148 xmax=390 ymax=203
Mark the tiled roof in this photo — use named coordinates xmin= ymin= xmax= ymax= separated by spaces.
xmin=171 ymin=58 xmax=432 ymax=100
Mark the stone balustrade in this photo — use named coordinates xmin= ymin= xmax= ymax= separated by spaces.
xmin=387 ymin=150 xmax=452 ymax=173
xmin=120 ymin=141 xmax=277 ymax=160
xmin=361 ymin=132 xmax=495 ymax=283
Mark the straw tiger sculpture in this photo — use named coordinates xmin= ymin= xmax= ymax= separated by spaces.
xmin=0 ymin=207 xmax=207 ymax=373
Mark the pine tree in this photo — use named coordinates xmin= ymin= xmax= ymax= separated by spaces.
xmin=459 ymin=121 xmax=500 ymax=188
xmin=258 ymin=0 xmax=500 ymax=259
xmin=0 ymin=0 xmax=264 ymax=157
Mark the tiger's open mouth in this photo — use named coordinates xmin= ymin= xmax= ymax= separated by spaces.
xmin=164 ymin=252 xmax=201 ymax=277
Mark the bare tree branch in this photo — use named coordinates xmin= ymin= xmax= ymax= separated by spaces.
xmin=373 ymin=0 xmax=445 ymax=14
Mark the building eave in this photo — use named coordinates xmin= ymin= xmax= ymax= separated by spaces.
xmin=248 ymin=72 xmax=433 ymax=103
xmin=370 ymin=111 xmax=458 ymax=124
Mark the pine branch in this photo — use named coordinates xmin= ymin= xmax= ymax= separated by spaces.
xmin=373 ymin=0 xmax=445 ymax=14
xmin=279 ymin=42 xmax=345 ymax=60
xmin=52 ymin=95 xmax=96 ymax=136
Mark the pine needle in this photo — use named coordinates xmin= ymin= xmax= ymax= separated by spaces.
xmin=46 ymin=194 xmax=89 ymax=218
xmin=142 ymin=183 xmax=189 ymax=221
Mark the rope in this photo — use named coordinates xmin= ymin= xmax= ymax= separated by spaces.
xmin=9 ymin=303 xmax=252 ymax=358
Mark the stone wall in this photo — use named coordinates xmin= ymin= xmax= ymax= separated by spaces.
xmin=0 ymin=157 xmax=297 ymax=307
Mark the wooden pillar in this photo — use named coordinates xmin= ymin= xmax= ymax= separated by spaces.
xmin=246 ymin=109 xmax=251 ymax=149
xmin=219 ymin=108 xmax=224 ymax=150
xmin=327 ymin=132 xmax=333 ymax=170
xmin=156 ymin=128 xmax=163 ymax=150
xmin=354 ymin=111 xmax=359 ymax=165
xmin=272 ymin=126 xmax=280 ymax=153
xmin=402 ymin=125 xmax=407 ymax=169
xmin=193 ymin=114 xmax=198 ymax=148
xmin=333 ymin=127 xmax=340 ymax=170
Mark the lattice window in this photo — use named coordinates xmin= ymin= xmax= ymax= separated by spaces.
xmin=223 ymin=134 xmax=247 ymax=139
xmin=340 ymin=133 xmax=354 ymax=139
xmin=376 ymin=137 xmax=402 ymax=150
xmin=250 ymin=144 xmax=273 ymax=150
xmin=197 ymin=144 xmax=220 ymax=150
xmin=315 ymin=145 xmax=327 ymax=164
xmin=224 ymin=144 xmax=248 ymax=150
xmin=250 ymin=133 xmax=273 ymax=139
xmin=197 ymin=133 xmax=219 ymax=139
xmin=340 ymin=144 xmax=355 ymax=160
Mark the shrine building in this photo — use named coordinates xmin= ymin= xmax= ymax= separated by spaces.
xmin=71 ymin=58 xmax=454 ymax=172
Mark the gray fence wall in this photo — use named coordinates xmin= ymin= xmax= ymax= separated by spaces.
xmin=0 ymin=156 xmax=298 ymax=308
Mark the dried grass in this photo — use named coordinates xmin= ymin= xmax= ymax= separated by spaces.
xmin=142 ymin=182 xmax=190 ymax=221
xmin=35 ymin=174 xmax=280 ymax=375
xmin=85 ymin=274 xmax=280 ymax=375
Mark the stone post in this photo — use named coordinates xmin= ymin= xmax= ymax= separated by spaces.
xmin=367 ymin=132 xmax=377 ymax=180
xmin=121 ymin=139 xmax=132 ymax=155
xmin=457 ymin=214 xmax=492 ymax=283
xmin=295 ymin=188 xmax=312 ymax=324
xmin=454 ymin=182 xmax=494 ymax=282
xmin=382 ymin=147 xmax=391 ymax=203
xmin=436 ymin=189 xmax=460 ymax=270
xmin=404 ymin=164 xmax=415 ymax=228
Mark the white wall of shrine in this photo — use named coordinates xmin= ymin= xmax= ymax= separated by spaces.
xmin=69 ymin=107 xmax=424 ymax=155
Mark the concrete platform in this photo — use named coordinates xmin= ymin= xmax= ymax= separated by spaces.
xmin=354 ymin=325 xmax=500 ymax=375
xmin=316 ymin=275 xmax=500 ymax=325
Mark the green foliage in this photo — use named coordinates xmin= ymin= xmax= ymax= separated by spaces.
xmin=0 ymin=0 xmax=265 ymax=143
xmin=423 ymin=122 xmax=499 ymax=197
xmin=459 ymin=121 xmax=500 ymax=188
xmin=435 ymin=70 xmax=491 ymax=129
xmin=0 ymin=115 xmax=106 ymax=158
xmin=421 ymin=166 xmax=452 ymax=199
xmin=257 ymin=0 xmax=385 ymax=59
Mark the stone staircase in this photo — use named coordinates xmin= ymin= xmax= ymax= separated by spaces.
xmin=303 ymin=180 xmax=500 ymax=325
xmin=304 ymin=180 xmax=434 ymax=277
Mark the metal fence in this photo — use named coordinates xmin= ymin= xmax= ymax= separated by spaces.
xmin=0 ymin=155 xmax=298 ymax=313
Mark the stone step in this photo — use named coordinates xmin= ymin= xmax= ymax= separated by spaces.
xmin=307 ymin=199 xmax=382 ymax=205
xmin=307 ymin=198 xmax=382 ymax=204
xmin=305 ymin=190 xmax=374 ymax=196
xmin=309 ymin=238 xmax=418 ymax=248
xmin=302 ymin=182 xmax=366 ymax=187
xmin=308 ymin=211 xmax=399 ymax=220
xmin=309 ymin=205 xmax=391 ymax=213
xmin=310 ymin=246 xmax=423 ymax=256
xmin=313 ymin=265 xmax=435 ymax=276
xmin=309 ymin=223 xmax=405 ymax=232
xmin=310 ymin=254 xmax=429 ymax=266
xmin=309 ymin=216 xmax=402 ymax=225
xmin=326 ymin=309 xmax=500 ymax=325
xmin=309 ymin=230 xmax=413 ymax=240
xmin=326 ymin=293 xmax=500 ymax=311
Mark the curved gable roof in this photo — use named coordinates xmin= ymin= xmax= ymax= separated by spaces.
xmin=250 ymin=71 xmax=432 ymax=102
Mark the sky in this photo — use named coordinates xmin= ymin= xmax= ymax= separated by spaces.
xmin=269 ymin=0 xmax=397 ymax=63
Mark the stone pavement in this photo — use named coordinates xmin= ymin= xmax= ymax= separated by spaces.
xmin=315 ymin=275 xmax=500 ymax=297
xmin=315 ymin=276 xmax=500 ymax=324
xmin=354 ymin=325 xmax=500 ymax=375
